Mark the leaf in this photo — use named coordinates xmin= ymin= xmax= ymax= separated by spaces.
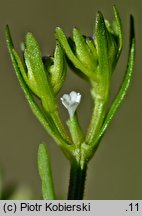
xmin=73 ymin=28 xmax=96 ymax=74
xmin=25 ymin=33 xmax=56 ymax=113
xmin=93 ymin=11 xmax=110 ymax=101
xmin=38 ymin=143 xmax=56 ymax=200
xmin=113 ymin=5 xmax=123 ymax=60
xmin=95 ymin=11 xmax=110 ymax=77
xmin=85 ymin=37 xmax=98 ymax=62
xmin=49 ymin=43 xmax=67 ymax=94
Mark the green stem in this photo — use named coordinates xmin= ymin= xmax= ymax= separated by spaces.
xmin=67 ymin=112 xmax=84 ymax=145
xmin=50 ymin=110 xmax=72 ymax=145
xmin=67 ymin=160 xmax=87 ymax=200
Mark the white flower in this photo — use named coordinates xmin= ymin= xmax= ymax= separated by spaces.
xmin=61 ymin=91 xmax=81 ymax=118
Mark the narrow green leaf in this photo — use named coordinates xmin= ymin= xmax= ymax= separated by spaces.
xmin=12 ymin=49 xmax=31 ymax=88
xmin=94 ymin=11 xmax=110 ymax=100
xmin=38 ymin=144 xmax=56 ymax=200
xmin=104 ymin=20 xmax=118 ymax=71
xmin=49 ymin=43 xmax=67 ymax=94
xmin=85 ymin=98 xmax=107 ymax=145
xmin=25 ymin=33 xmax=48 ymax=89
xmin=85 ymin=37 xmax=98 ymax=62
xmin=92 ymin=15 xmax=135 ymax=148
xmin=95 ymin=11 xmax=110 ymax=76
xmin=24 ymin=50 xmax=41 ymax=97
xmin=55 ymin=27 xmax=81 ymax=65
xmin=113 ymin=5 xmax=123 ymax=59
xmin=25 ymin=33 xmax=56 ymax=113
xmin=73 ymin=28 xmax=96 ymax=75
